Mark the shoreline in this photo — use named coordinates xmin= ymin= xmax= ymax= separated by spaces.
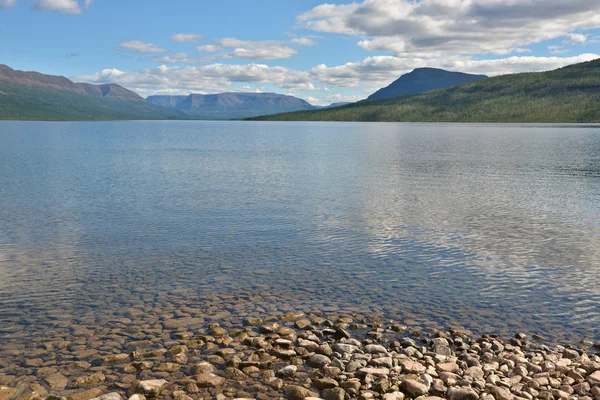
xmin=1 ymin=308 xmax=599 ymax=400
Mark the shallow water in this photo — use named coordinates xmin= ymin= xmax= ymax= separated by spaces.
xmin=1 ymin=121 xmax=599 ymax=344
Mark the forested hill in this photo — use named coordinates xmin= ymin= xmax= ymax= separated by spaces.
xmin=249 ymin=59 xmax=600 ymax=123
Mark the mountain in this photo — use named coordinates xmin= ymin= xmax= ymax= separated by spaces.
xmin=0 ymin=64 xmax=184 ymax=120
xmin=146 ymin=95 xmax=188 ymax=109
xmin=367 ymin=67 xmax=488 ymax=101
xmin=147 ymin=92 xmax=316 ymax=119
xmin=325 ymin=102 xmax=353 ymax=108
xmin=249 ymin=59 xmax=600 ymax=123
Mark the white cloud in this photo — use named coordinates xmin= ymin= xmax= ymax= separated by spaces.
xmin=310 ymin=54 xmax=600 ymax=88
xmin=73 ymin=54 xmax=599 ymax=99
xmin=308 ymin=93 xmax=364 ymax=106
xmin=298 ymin=0 xmax=600 ymax=57
xmin=73 ymin=63 xmax=314 ymax=97
xmin=84 ymin=0 xmax=92 ymax=8
xmin=118 ymin=40 xmax=168 ymax=54
xmin=565 ymin=33 xmax=587 ymax=44
xmin=150 ymin=53 xmax=208 ymax=64
xmin=197 ymin=44 xmax=221 ymax=52
xmin=0 ymin=0 xmax=17 ymax=9
xmin=32 ymin=0 xmax=85 ymax=14
xmin=172 ymin=33 xmax=204 ymax=43
xmin=291 ymin=37 xmax=317 ymax=46
xmin=216 ymin=38 xmax=297 ymax=60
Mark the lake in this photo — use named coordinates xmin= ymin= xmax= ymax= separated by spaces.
xmin=0 ymin=121 xmax=599 ymax=346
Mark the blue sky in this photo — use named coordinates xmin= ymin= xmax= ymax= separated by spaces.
xmin=1 ymin=0 xmax=600 ymax=105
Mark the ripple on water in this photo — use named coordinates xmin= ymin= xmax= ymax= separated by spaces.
xmin=0 ymin=121 xmax=599 ymax=344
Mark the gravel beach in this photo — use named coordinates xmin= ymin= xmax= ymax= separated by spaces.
xmin=1 ymin=294 xmax=599 ymax=400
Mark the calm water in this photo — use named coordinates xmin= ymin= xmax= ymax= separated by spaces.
xmin=1 ymin=121 xmax=599 ymax=344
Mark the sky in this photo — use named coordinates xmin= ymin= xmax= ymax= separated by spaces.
xmin=1 ymin=0 xmax=600 ymax=106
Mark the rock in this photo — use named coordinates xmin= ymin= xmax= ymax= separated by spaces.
xmin=68 ymin=389 xmax=104 ymax=400
xmin=340 ymin=379 xmax=362 ymax=395
xmin=195 ymin=373 xmax=225 ymax=387
xmin=447 ymin=387 xmax=479 ymax=400
xmin=572 ymin=382 xmax=590 ymax=395
xmin=307 ymin=354 xmax=332 ymax=368
xmin=0 ymin=388 xmax=17 ymax=400
xmin=383 ymin=393 xmax=405 ymax=400
xmin=277 ymin=365 xmax=297 ymax=378
xmin=272 ymin=349 xmax=297 ymax=359
xmin=333 ymin=343 xmax=358 ymax=354
xmin=286 ymin=385 xmax=319 ymax=400
xmin=155 ymin=362 xmax=180 ymax=372
xmin=437 ymin=363 xmax=460 ymax=373
xmin=587 ymin=371 xmax=600 ymax=385
xmin=71 ymin=372 xmax=106 ymax=387
xmin=295 ymin=319 xmax=312 ymax=329
xmin=322 ymin=388 xmax=345 ymax=400
xmin=45 ymin=373 xmax=69 ymax=390
xmin=128 ymin=396 xmax=146 ymax=400
xmin=100 ymin=354 xmax=129 ymax=364
xmin=370 ymin=357 xmax=393 ymax=369
xmin=400 ymin=360 xmax=426 ymax=374
xmin=491 ymin=386 xmax=514 ymax=400
xmin=365 ymin=345 xmax=388 ymax=355
xmin=192 ymin=362 xmax=216 ymax=374
xmin=89 ymin=394 xmax=121 ymax=400
xmin=259 ymin=323 xmax=279 ymax=333
xmin=433 ymin=345 xmax=453 ymax=356
xmin=402 ymin=379 xmax=429 ymax=397
xmin=464 ymin=366 xmax=484 ymax=379
xmin=137 ymin=380 xmax=168 ymax=397
xmin=358 ymin=367 xmax=390 ymax=376
xmin=314 ymin=378 xmax=339 ymax=390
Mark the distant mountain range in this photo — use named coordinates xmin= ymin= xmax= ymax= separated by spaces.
xmin=250 ymin=58 xmax=600 ymax=123
xmin=367 ymin=67 xmax=488 ymax=101
xmin=0 ymin=64 xmax=183 ymax=120
xmin=3 ymin=59 xmax=600 ymax=122
xmin=147 ymin=92 xmax=316 ymax=119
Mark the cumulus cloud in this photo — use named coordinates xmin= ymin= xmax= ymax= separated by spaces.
xmin=73 ymin=54 xmax=599 ymax=99
xmin=298 ymin=0 xmax=600 ymax=57
xmin=565 ymin=33 xmax=588 ymax=44
xmin=73 ymin=63 xmax=314 ymax=97
xmin=0 ymin=0 xmax=17 ymax=9
xmin=32 ymin=0 xmax=86 ymax=14
xmin=309 ymin=54 xmax=600 ymax=88
xmin=197 ymin=44 xmax=222 ymax=52
xmin=172 ymin=33 xmax=204 ymax=43
xmin=150 ymin=53 xmax=208 ymax=64
xmin=118 ymin=40 xmax=168 ymax=54
xmin=291 ymin=37 xmax=317 ymax=46
xmin=216 ymin=38 xmax=297 ymax=60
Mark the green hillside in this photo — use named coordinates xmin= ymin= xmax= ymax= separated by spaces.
xmin=0 ymin=65 xmax=184 ymax=121
xmin=250 ymin=59 xmax=600 ymax=123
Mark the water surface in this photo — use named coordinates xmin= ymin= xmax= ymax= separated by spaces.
xmin=1 ymin=121 xmax=599 ymax=344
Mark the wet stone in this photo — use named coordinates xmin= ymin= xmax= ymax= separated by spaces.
xmin=68 ymin=389 xmax=104 ymax=400
xmin=307 ymin=354 xmax=331 ymax=368
xmin=137 ymin=380 xmax=168 ymax=397
xmin=195 ymin=373 xmax=225 ymax=387
xmin=277 ymin=365 xmax=297 ymax=378
xmin=44 ymin=373 xmax=69 ymax=390
xmin=89 ymin=394 xmax=122 ymax=400
xmin=285 ymin=385 xmax=319 ymax=400
xmin=0 ymin=387 xmax=17 ymax=400
xmin=71 ymin=372 xmax=106 ymax=387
